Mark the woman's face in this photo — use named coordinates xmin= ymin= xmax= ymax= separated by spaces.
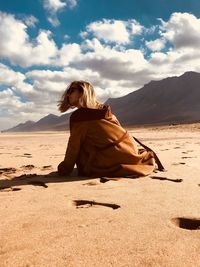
xmin=67 ymin=87 xmax=83 ymax=107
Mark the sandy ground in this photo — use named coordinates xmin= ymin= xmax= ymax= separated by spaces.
xmin=0 ymin=124 xmax=200 ymax=267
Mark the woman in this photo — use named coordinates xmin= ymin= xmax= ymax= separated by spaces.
xmin=57 ymin=81 xmax=156 ymax=177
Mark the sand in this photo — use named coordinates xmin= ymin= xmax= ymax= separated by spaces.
xmin=0 ymin=124 xmax=200 ymax=267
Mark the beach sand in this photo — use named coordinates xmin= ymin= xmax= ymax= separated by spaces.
xmin=0 ymin=124 xmax=200 ymax=267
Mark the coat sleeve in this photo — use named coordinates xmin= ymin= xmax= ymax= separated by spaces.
xmin=58 ymin=121 xmax=87 ymax=175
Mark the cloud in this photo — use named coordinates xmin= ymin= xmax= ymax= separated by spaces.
xmin=56 ymin=43 xmax=81 ymax=65
xmin=0 ymin=88 xmax=37 ymax=129
xmin=43 ymin=0 xmax=77 ymax=26
xmin=0 ymin=63 xmax=25 ymax=86
xmin=83 ymin=19 xmax=143 ymax=45
xmin=146 ymin=12 xmax=200 ymax=76
xmin=0 ymin=12 xmax=58 ymax=66
xmin=130 ymin=19 xmax=144 ymax=35
xmin=0 ymin=12 xmax=82 ymax=67
xmin=23 ymin=15 xmax=38 ymax=27
xmin=0 ymin=63 xmax=33 ymax=93
xmin=160 ymin=12 xmax=200 ymax=49
xmin=145 ymin=38 xmax=166 ymax=51
xmin=85 ymin=19 xmax=130 ymax=44
xmin=76 ymin=38 xmax=148 ymax=81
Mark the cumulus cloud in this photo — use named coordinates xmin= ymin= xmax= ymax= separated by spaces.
xmin=0 ymin=88 xmax=37 ymax=129
xmin=0 ymin=63 xmax=33 ymax=93
xmin=85 ymin=19 xmax=130 ymax=44
xmin=146 ymin=12 xmax=200 ymax=76
xmin=0 ymin=12 xmax=57 ymax=66
xmin=83 ymin=19 xmax=143 ymax=45
xmin=130 ymin=19 xmax=144 ymax=35
xmin=145 ymin=38 xmax=166 ymax=51
xmin=160 ymin=12 xmax=200 ymax=49
xmin=43 ymin=0 xmax=77 ymax=26
xmin=0 ymin=12 xmax=82 ymax=67
xmin=76 ymin=38 xmax=148 ymax=81
xmin=57 ymin=43 xmax=81 ymax=65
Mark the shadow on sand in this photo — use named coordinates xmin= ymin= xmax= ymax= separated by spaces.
xmin=0 ymin=169 xmax=93 ymax=190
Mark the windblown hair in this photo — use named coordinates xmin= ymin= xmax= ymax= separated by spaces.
xmin=58 ymin=80 xmax=102 ymax=113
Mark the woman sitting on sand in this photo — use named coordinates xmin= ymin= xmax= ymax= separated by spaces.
xmin=57 ymin=81 xmax=159 ymax=177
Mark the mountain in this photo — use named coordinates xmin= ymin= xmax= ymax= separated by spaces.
xmin=3 ymin=113 xmax=71 ymax=132
xmin=107 ymin=71 xmax=200 ymax=125
xmin=3 ymin=71 xmax=200 ymax=132
xmin=5 ymin=120 xmax=36 ymax=132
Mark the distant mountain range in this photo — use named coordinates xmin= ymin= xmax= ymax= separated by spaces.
xmin=107 ymin=71 xmax=200 ymax=125
xmin=3 ymin=71 xmax=200 ymax=132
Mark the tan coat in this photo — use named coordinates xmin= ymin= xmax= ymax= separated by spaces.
xmin=58 ymin=106 xmax=155 ymax=177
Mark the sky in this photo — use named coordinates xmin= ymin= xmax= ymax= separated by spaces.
xmin=1 ymin=0 xmax=200 ymax=130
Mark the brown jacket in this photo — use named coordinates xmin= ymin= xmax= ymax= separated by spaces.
xmin=58 ymin=106 xmax=155 ymax=177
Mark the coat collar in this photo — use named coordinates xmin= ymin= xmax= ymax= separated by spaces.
xmin=70 ymin=105 xmax=112 ymax=124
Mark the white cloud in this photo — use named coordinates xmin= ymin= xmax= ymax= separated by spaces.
xmin=23 ymin=15 xmax=38 ymax=27
xmin=83 ymin=19 xmax=143 ymax=45
xmin=160 ymin=12 xmax=200 ymax=49
xmin=145 ymin=12 xmax=200 ymax=77
xmin=0 ymin=63 xmax=33 ymax=93
xmin=149 ymin=48 xmax=200 ymax=78
xmin=85 ymin=19 xmax=130 ymax=44
xmin=130 ymin=19 xmax=143 ymax=35
xmin=57 ymin=43 xmax=81 ymax=65
xmin=0 ymin=12 xmax=82 ymax=67
xmin=0 ymin=88 xmax=38 ymax=130
xmin=43 ymin=0 xmax=77 ymax=26
xmin=146 ymin=38 xmax=166 ymax=51
xmin=44 ymin=0 xmax=66 ymax=13
xmin=77 ymin=38 xmax=148 ymax=80
xmin=0 ymin=12 xmax=58 ymax=67
xmin=0 ymin=63 xmax=25 ymax=86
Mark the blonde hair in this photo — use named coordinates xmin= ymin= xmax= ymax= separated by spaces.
xmin=58 ymin=80 xmax=102 ymax=113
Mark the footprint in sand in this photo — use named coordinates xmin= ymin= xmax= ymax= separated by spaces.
xmin=16 ymin=153 xmax=32 ymax=158
xmin=0 ymin=167 xmax=17 ymax=175
xmin=41 ymin=165 xmax=53 ymax=171
xmin=171 ymin=217 xmax=200 ymax=230
xmin=20 ymin=165 xmax=35 ymax=170
xmin=150 ymin=176 xmax=183 ymax=183
xmin=172 ymin=162 xmax=186 ymax=165
xmin=181 ymin=156 xmax=195 ymax=159
xmin=0 ymin=186 xmax=21 ymax=192
xmin=73 ymin=200 xmax=120 ymax=210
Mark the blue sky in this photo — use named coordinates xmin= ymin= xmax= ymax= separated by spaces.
xmin=0 ymin=0 xmax=200 ymax=130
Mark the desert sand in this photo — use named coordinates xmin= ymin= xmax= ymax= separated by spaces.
xmin=0 ymin=124 xmax=200 ymax=267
